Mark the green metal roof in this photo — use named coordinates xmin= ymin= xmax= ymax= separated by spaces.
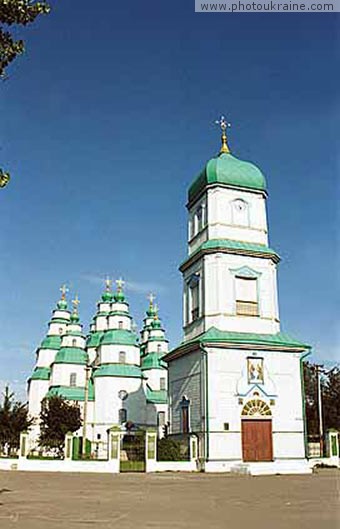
xmin=100 ymin=329 xmax=139 ymax=346
xmin=46 ymin=381 xmax=95 ymax=401
xmin=50 ymin=318 xmax=69 ymax=324
xmin=40 ymin=335 xmax=62 ymax=350
xmin=141 ymin=353 xmax=167 ymax=370
xmin=146 ymin=387 xmax=168 ymax=404
xmin=30 ymin=367 xmax=51 ymax=381
xmin=189 ymin=152 xmax=266 ymax=203
xmin=54 ymin=347 xmax=88 ymax=365
xmin=93 ymin=363 xmax=143 ymax=378
xmin=180 ymin=239 xmax=279 ymax=270
xmin=185 ymin=327 xmax=310 ymax=349
xmin=86 ymin=331 xmax=105 ymax=348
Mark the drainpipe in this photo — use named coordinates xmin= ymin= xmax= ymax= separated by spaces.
xmin=200 ymin=345 xmax=209 ymax=462
xmin=300 ymin=350 xmax=311 ymax=458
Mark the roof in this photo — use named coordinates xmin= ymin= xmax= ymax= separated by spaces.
xmin=189 ymin=152 xmax=267 ymax=204
xmin=141 ymin=353 xmax=167 ymax=370
xmin=93 ymin=363 xmax=143 ymax=378
xmin=180 ymin=238 xmax=280 ymax=271
xmin=165 ymin=327 xmax=310 ymax=360
xmin=100 ymin=329 xmax=139 ymax=347
xmin=86 ymin=331 xmax=105 ymax=348
xmin=146 ymin=387 xmax=168 ymax=404
xmin=29 ymin=366 xmax=51 ymax=381
xmin=54 ymin=347 xmax=88 ymax=365
xmin=46 ymin=381 xmax=95 ymax=401
xmin=40 ymin=335 xmax=62 ymax=350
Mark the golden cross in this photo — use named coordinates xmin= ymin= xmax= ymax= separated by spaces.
xmin=215 ymin=115 xmax=231 ymax=154
xmin=72 ymin=295 xmax=80 ymax=311
xmin=148 ymin=293 xmax=155 ymax=305
xmin=116 ymin=277 xmax=125 ymax=291
xmin=105 ymin=276 xmax=112 ymax=291
xmin=60 ymin=284 xmax=69 ymax=300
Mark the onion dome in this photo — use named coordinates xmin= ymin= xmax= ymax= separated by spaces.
xmin=189 ymin=116 xmax=266 ymax=203
xmin=113 ymin=278 xmax=126 ymax=302
xmin=102 ymin=277 xmax=114 ymax=302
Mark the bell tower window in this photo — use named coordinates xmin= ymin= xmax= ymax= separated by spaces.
xmin=187 ymin=273 xmax=200 ymax=323
xmin=235 ymin=276 xmax=259 ymax=316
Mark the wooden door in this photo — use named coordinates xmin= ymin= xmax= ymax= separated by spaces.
xmin=242 ymin=419 xmax=273 ymax=462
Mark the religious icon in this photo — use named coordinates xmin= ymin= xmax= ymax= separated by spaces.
xmin=247 ymin=357 xmax=264 ymax=384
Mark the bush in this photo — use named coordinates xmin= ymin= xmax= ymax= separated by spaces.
xmin=157 ymin=438 xmax=183 ymax=461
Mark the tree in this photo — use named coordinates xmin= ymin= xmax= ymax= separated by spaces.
xmin=0 ymin=385 xmax=33 ymax=455
xmin=0 ymin=0 xmax=50 ymax=186
xmin=303 ymin=361 xmax=319 ymax=439
xmin=322 ymin=367 xmax=340 ymax=432
xmin=39 ymin=396 xmax=82 ymax=456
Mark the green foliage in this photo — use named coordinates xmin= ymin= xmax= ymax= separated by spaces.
xmin=157 ymin=437 xmax=183 ymax=461
xmin=0 ymin=0 xmax=50 ymax=78
xmin=39 ymin=396 xmax=82 ymax=457
xmin=304 ymin=362 xmax=340 ymax=440
xmin=0 ymin=385 xmax=33 ymax=455
xmin=0 ymin=1 xmax=50 ymax=185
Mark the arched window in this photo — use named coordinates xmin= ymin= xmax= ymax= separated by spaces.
xmin=70 ymin=373 xmax=77 ymax=387
xmin=235 ymin=276 xmax=258 ymax=317
xmin=72 ymin=338 xmax=77 ymax=347
xmin=59 ymin=327 xmax=63 ymax=335
xmin=241 ymin=399 xmax=271 ymax=417
xmin=118 ymin=321 xmax=123 ymax=329
xmin=180 ymin=396 xmax=190 ymax=433
xmin=157 ymin=344 xmax=162 ymax=353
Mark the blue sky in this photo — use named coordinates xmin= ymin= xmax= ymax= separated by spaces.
xmin=0 ymin=3 xmax=338 ymax=399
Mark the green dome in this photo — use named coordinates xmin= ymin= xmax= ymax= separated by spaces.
xmin=57 ymin=299 xmax=68 ymax=310
xmin=86 ymin=331 xmax=105 ymax=348
xmin=113 ymin=290 xmax=125 ymax=302
xmin=189 ymin=153 xmax=267 ymax=203
xmin=70 ymin=312 xmax=80 ymax=323
xmin=40 ymin=335 xmax=62 ymax=350
xmin=54 ymin=347 xmax=88 ymax=365
xmin=100 ymin=329 xmax=139 ymax=346
xmin=101 ymin=291 xmax=113 ymax=302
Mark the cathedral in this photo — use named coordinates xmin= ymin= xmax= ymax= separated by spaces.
xmin=27 ymin=118 xmax=311 ymax=472
xmin=28 ymin=281 xmax=169 ymax=454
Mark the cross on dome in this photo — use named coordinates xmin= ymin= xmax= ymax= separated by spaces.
xmin=72 ymin=295 xmax=80 ymax=312
xmin=215 ymin=115 xmax=231 ymax=154
xmin=60 ymin=284 xmax=69 ymax=300
xmin=148 ymin=293 xmax=155 ymax=305
xmin=105 ymin=277 xmax=112 ymax=291
xmin=116 ymin=278 xmax=125 ymax=292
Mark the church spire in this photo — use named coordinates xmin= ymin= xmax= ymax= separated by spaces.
xmin=57 ymin=283 xmax=69 ymax=310
xmin=215 ymin=115 xmax=231 ymax=154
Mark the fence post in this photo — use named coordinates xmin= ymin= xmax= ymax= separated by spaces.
xmin=146 ymin=430 xmax=157 ymax=472
xmin=107 ymin=427 xmax=121 ymax=472
xmin=190 ymin=435 xmax=198 ymax=463
xmin=326 ymin=430 xmax=339 ymax=466
xmin=19 ymin=431 xmax=29 ymax=459
xmin=64 ymin=432 xmax=73 ymax=461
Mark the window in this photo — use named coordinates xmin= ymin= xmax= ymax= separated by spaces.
xmin=119 ymin=351 xmax=126 ymax=364
xmin=180 ymin=396 xmax=190 ymax=434
xmin=119 ymin=408 xmax=127 ymax=424
xmin=188 ymin=273 xmax=200 ymax=322
xmin=70 ymin=373 xmax=77 ymax=387
xmin=196 ymin=206 xmax=203 ymax=232
xmin=157 ymin=411 xmax=166 ymax=427
xmin=235 ymin=277 xmax=258 ymax=316
xmin=157 ymin=344 xmax=162 ymax=353
xmin=118 ymin=321 xmax=123 ymax=329
xmin=160 ymin=377 xmax=166 ymax=390
xmin=59 ymin=327 xmax=63 ymax=335
xmin=72 ymin=339 xmax=77 ymax=347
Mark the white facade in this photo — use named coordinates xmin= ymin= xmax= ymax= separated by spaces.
xmin=166 ymin=142 xmax=311 ymax=473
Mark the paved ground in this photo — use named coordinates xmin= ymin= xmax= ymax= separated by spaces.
xmin=0 ymin=469 xmax=338 ymax=529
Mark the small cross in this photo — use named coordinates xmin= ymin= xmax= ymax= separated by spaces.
xmin=60 ymin=284 xmax=69 ymax=300
xmin=116 ymin=277 xmax=125 ymax=291
xmin=72 ymin=295 xmax=80 ymax=310
xmin=154 ymin=303 xmax=159 ymax=318
xmin=215 ymin=115 xmax=231 ymax=132
xmin=105 ymin=276 xmax=112 ymax=290
xmin=148 ymin=293 xmax=155 ymax=305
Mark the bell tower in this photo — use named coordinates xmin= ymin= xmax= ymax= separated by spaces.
xmin=181 ymin=117 xmax=280 ymax=342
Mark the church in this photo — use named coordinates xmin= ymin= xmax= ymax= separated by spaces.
xmin=27 ymin=118 xmax=311 ymax=472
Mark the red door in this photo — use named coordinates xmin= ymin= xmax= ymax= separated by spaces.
xmin=242 ymin=420 xmax=273 ymax=462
